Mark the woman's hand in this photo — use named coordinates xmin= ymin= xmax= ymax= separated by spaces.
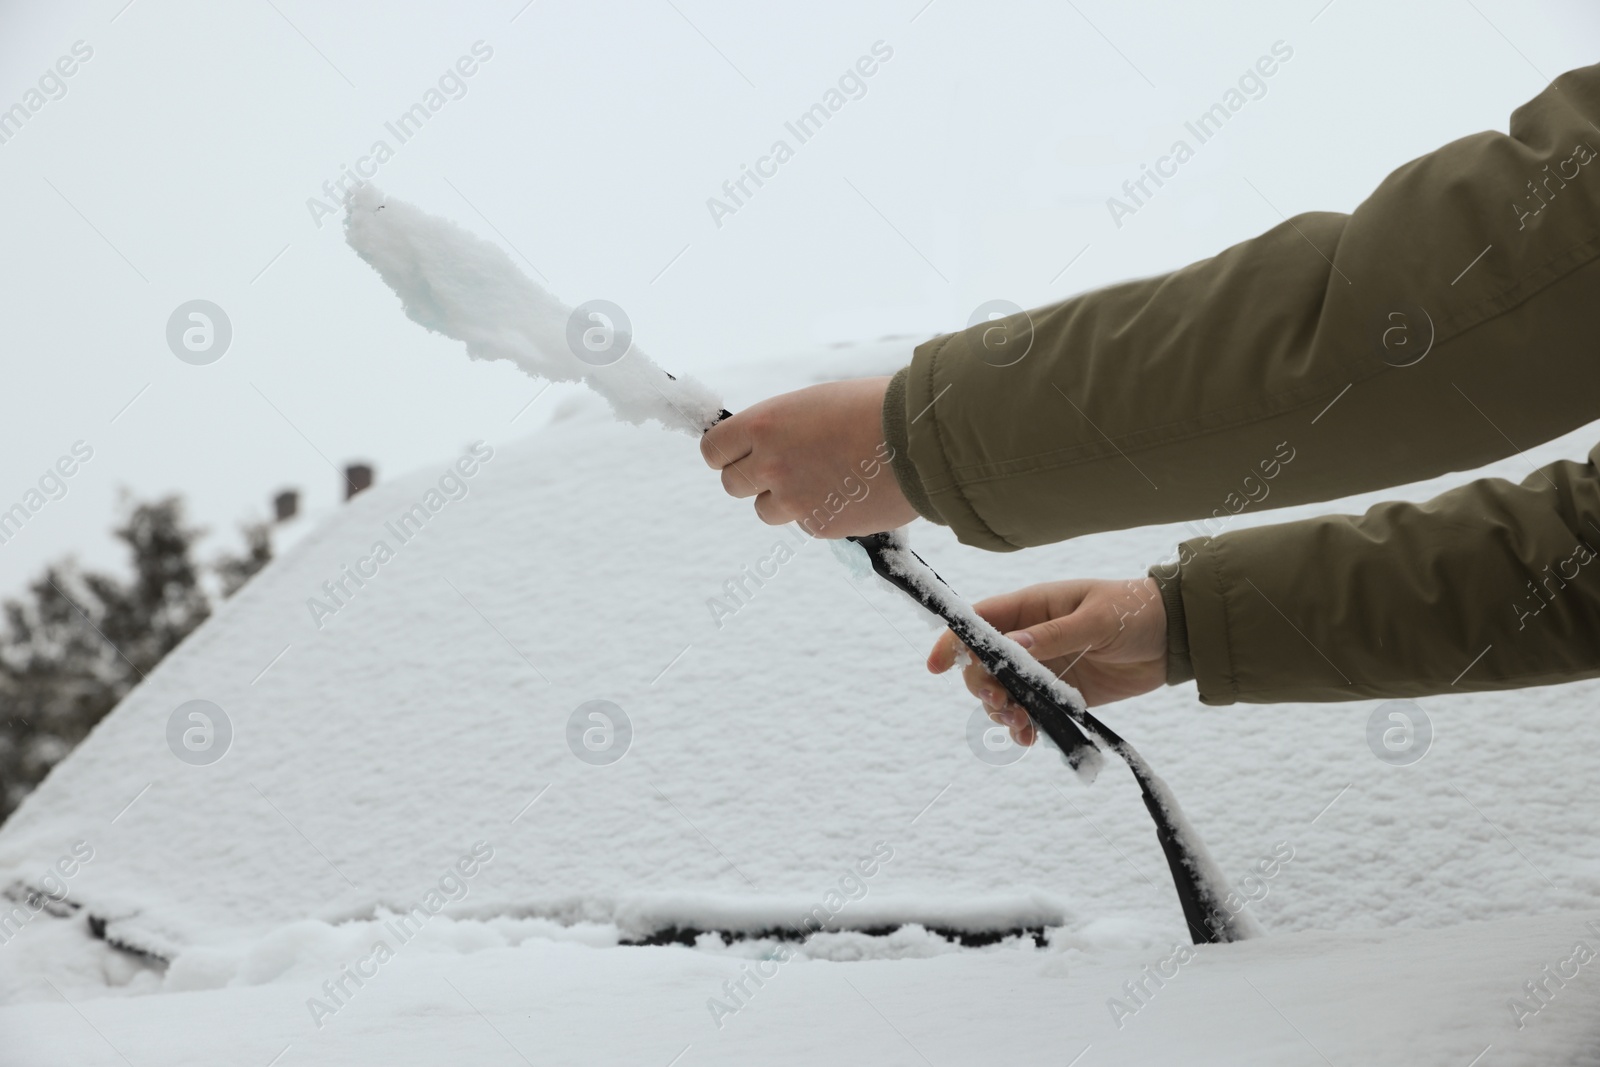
xmin=928 ymin=577 xmax=1170 ymax=745
xmin=700 ymin=377 xmax=917 ymax=537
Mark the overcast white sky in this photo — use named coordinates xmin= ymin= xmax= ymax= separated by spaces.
xmin=0 ymin=0 xmax=1596 ymax=593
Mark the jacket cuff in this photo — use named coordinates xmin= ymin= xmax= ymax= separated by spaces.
xmin=882 ymin=366 xmax=944 ymax=526
xmin=1172 ymin=536 xmax=1239 ymax=705
xmin=1148 ymin=561 xmax=1195 ymax=686
xmin=901 ymin=334 xmax=1017 ymax=551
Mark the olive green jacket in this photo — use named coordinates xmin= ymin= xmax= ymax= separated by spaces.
xmin=882 ymin=63 xmax=1600 ymax=705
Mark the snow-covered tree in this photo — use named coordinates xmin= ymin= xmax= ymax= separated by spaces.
xmin=0 ymin=497 xmax=270 ymax=823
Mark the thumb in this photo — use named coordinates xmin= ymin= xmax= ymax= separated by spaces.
xmin=1005 ymin=610 xmax=1105 ymax=663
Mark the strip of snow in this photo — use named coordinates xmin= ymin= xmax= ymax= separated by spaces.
xmin=610 ymin=889 xmax=1068 ymax=942
xmin=869 ymin=531 xmax=1095 ymax=726
xmin=0 ymin=897 xmax=1066 ymax=1005
xmin=343 ymin=184 xmax=723 ymax=435
xmin=9 ymin=910 xmax=1600 ymax=1066
xmin=846 ymin=532 xmax=1104 ymax=780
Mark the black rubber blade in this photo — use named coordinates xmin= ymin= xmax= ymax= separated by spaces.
xmin=848 ymin=532 xmax=1101 ymax=774
xmin=848 ymin=532 xmax=1249 ymax=945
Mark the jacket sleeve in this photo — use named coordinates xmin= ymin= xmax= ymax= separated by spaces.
xmin=1161 ymin=447 xmax=1600 ymax=703
xmin=883 ymin=63 xmax=1600 ymax=553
